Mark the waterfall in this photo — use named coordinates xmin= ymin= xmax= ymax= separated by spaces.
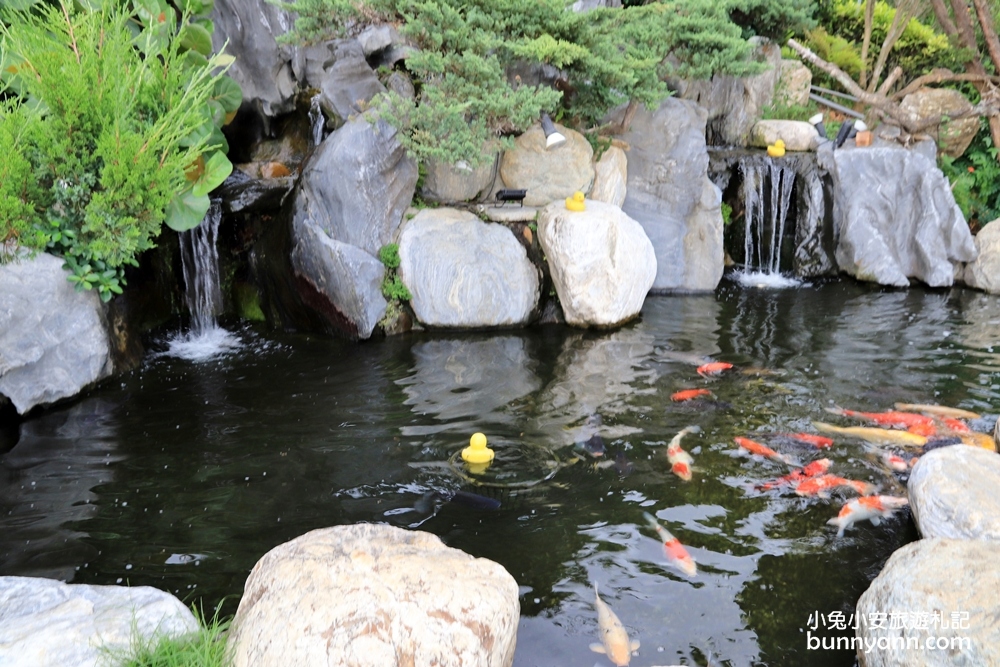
xmin=736 ymin=158 xmax=801 ymax=288
xmin=309 ymin=94 xmax=324 ymax=146
xmin=167 ymin=200 xmax=241 ymax=360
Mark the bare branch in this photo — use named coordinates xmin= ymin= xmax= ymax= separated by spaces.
xmin=972 ymin=0 xmax=1000 ymax=74
xmin=929 ymin=0 xmax=958 ymax=37
xmin=786 ymin=39 xmax=868 ymax=100
xmin=860 ymin=0 xmax=875 ymax=89
xmin=876 ymin=66 xmax=903 ymax=97
xmin=892 ymin=71 xmax=1000 ymax=100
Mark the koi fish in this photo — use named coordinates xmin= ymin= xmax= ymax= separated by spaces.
xmin=591 ymin=582 xmax=640 ymax=666
xmin=782 ymin=433 xmax=834 ymax=449
xmin=893 ymin=403 xmax=981 ymax=420
xmin=696 ymin=362 xmax=733 ymax=377
xmin=667 ymin=425 xmax=700 ymax=481
xmin=795 ymin=474 xmax=877 ymax=499
xmin=828 ymin=495 xmax=909 ymax=537
xmin=959 ymin=431 xmax=997 ymax=451
xmin=642 ymin=511 xmax=697 ymax=577
xmin=824 ymin=407 xmax=935 ymax=430
xmin=671 ymin=388 xmax=713 ymax=402
xmin=881 ymin=452 xmax=915 ymax=473
xmin=734 ymin=436 xmax=799 ymax=466
xmin=757 ymin=458 xmax=831 ymax=491
xmin=811 ymin=421 xmax=927 ymax=448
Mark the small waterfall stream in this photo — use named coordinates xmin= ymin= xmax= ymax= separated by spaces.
xmin=167 ymin=200 xmax=242 ymax=360
xmin=309 ymin=94 xmax=324 ymax=146
xmin=735 ymin=159 xmax=802 ymax=288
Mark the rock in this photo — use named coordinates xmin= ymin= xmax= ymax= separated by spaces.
xmin=227 ymin=524 xmax=519 ymax=667
xmin=499 ymin=123 xmax=594 ymax=207
xmin=616 ymin=98 xmax=725 ymax=292
xmin=0 ymin=576 xmax=198 ymax=667
xmin=963 ymin=219 xmax=1000 ymax=294
xmin=537 ymin=199 xmax=656 ymax=328
xmin=571 ymin=0 xmax=621 ymax=10
xmin=357 ymin=25 xmax=400 ymax=58
xmin=900 ymin=87 xmax=979 ymax=159
xmin=775 ymin=59 xmax=811 ymax=107
xmin=386 ymin=71 xmax=415 ymax=100
xmin=749 ymin=120 xmax=819 ymax=151
xmin=855 ymin=539 xmax=1000 ymax=667
xmin=671 ymin=42 xmax=782 ymax=146
xmin=818 ymin=142 xmax=977 ymax=287
xmin=908 ymin=446 xmax=1000 ymax=540
xmin=211 ymin=0 xmax=297 ymax=119
xmin=421 ymin=157 xmax=496 ymax=204
xmin=0 ymin=254 xmax=112 ymax=415
xmin=590 ymin=145 xmax=627 ymax=207
xmin=476 ymin=204 xmax=539 ymax=223
xmin=318 ymin=40 xmax=387 ymax=124
xmin=397 ymin=208 xmax=539 ymax=327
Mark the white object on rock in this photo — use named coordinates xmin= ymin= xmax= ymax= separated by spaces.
xmin=0 ymin=576 xmax=198 ymax=667
xmin=537 ymin=199 xmax=656 ymax=328
xmin=227 ymin=524 xmax=520 ymax=667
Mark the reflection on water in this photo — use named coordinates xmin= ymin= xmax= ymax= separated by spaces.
xmin=1 ymin=282 xmax=998 ymax=667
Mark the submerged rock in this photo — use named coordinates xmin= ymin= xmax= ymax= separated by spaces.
xmin=856 ymin=539 xmax=1000 ymax=667
xmin=819 ymin=143 xmax=976 ymax=287
xmin=0 ymin=254 xmax=112 ymax=415
xmin=227 ymin=524 xmax=519 ymax=667
xmin=908 ymin=445 xmax=1000 ymax=540
xmin=499 ymin=123 xmax=594 ymax=207
xmin=617 ymin=98 xmax=724 ymax=292
xmin=963 ymin=219 xmax=1000 ymax=294
xmin=0 ymin=576 xmax=197 ymax=667
xmin=537 ymin=199 xmax=655 ymax=328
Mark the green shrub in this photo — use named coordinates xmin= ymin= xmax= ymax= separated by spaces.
xmin=378 ymin=243 xmax=401 ymax=270
xmin=381 ymin=274 xmax=412 ymax=301
xmin=109 ymin=602 xmax=232 ymax=667
xmin=939 ymin=118 xmax=1000 ymax=229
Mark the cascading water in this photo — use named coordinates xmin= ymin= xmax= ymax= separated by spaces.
xmin=309 ymin=94 xmax=325 ymax=146
xmin=735 ymin=158 xmax=801 ymax=288
xmin=166 ymin=200 xmax=241 ymax=360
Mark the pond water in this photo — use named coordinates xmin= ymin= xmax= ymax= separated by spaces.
xmin=3 ymin=278 xmax=1000 ymax=667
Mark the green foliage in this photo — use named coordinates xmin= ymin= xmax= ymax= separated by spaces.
xmin=721 ymin=201 xmax=733 ymax=226
xmin=939 ymin=118 xmax=1000 ymax=229
xmin=381 ymin=274 xmax=412 ymax=301
xmin=725 ymin=0 xmax=816 ymax=41
xmin=276 ymin=0 xmax=783 ymax=167
xmin=761 ymin=99 xmax=819 ymax=122
xmin=802 ymin=26 xmax=863 ymax=80
xmin=0 ymin=1 xmax=238 ymax=299
xmin=110 ymin=602 xmax=232 ymax=667
xmin=378 ymin=243 xmax=401 ymax=270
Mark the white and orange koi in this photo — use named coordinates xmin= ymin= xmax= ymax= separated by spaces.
xmin=794 ymin=474 xmax=877 ymax=499
xmin=667 ymin=425 xmax=700 ymax=481
xmin=828 ymin=495 xmax=909 ymax=537
xmin=734 ymin=436 xmax=800 ymax=466
xmin=591 ymin=582 xmax=640 ymax=666
xmin=642 ymin=511 xmax=697 ymax=577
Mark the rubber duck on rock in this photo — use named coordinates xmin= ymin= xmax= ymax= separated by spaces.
xmin=767 ymin=139 xmax=786 ymax=158
xmin=565 ymin=191 xmax=586 ymax=211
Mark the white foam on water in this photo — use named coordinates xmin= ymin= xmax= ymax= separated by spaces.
xmin=732 ymin=270 xmax=804 ymax=289
xmin=164 ymin=326 xmax=242 ymax=361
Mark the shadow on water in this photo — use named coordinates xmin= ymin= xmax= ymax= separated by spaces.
xmin=1 ymin=281 xmax=998 ymax=666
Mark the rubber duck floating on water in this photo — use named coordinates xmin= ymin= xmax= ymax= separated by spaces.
xmin=461 ymin=432 xmax=494 ymax=473
xmin=565 ymin=191 xmax=586 ymax=211
xmin=767 ymin=139 xmax=786 ymax=158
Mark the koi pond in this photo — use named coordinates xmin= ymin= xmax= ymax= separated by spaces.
xmin=2 ymin=278 xmax=999 ymax=667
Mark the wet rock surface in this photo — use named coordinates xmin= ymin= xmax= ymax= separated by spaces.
xmin=963 ymin=219 xmax=1000 ymax=294
xmin=908 ymin=445 xmax=1000 ymax=540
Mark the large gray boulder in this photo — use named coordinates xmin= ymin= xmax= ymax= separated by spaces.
xmin=856 ymin=539 xmax=1000 ymax=667
xmin=617 ymin=99 xmax=725 ymax=292
xmin=963 ymin=219 xmax=1000 ymax=294
xmin=908 ymin=445 xmax=1000 ymax=540
xmin=819 ymin=143 xmax=977 ymax=287
xmin=397 ymin=208 xmax=539 ymax=328
xmin=291 ymin=116 xmax=417 ymax=338
xmin=421 ymin=157 xmax=496 ymax=204
xmin=499 ymin=123 xmax=594 ymax=207
xmin=0 ymin=576 xmax=198 ymax=667
xmin=590 ymin=145 xmax=627 ymax=208
xmin=227 ymin=524 xmax=519 ymax=667
xmin=775 ymin=59 xmax=811 ymax=107
xmin=0 ymin=254 xmax=112 ymax=415
xmin=211 ymin=0 xmax=297 ymax=120
xmin=537 ymin=199 xmax=656 ymax=328
xmin=317 ymin=40 xmax=387 ymax=125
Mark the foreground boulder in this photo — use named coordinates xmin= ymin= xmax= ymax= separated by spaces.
xmin=227 ymin=524 xmax=519 ymax=667
xmin=589 ymin=145 xmax=627 ymax=208
xmin=818 ymin=143 xmax=977 ymax=287
xmin=537 ymin=199 xmax=655 ymax=328
xmin=0 ymin=254 xmax=112 ymax=415
xmin=499 ymin=123 xmax=594 ymax=207
xmin=616 ymin=98 xmax=725 ymax=292
xmin=0 ymin=576 xmax=197 ymax=667
xmin=397 ymin=208 xmax=540 ymax=328
xmin=963 ymin=219 xmax=1000 ymax=294
xmin=908 ymin=445 xmax=1000 ymax=540
xmin=856 ymin=539 xmax=1000 ymax=666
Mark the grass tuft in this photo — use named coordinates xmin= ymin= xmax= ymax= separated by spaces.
xmin=109 ymin=602 xmax=232 ymax=667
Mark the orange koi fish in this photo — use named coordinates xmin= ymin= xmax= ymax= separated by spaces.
xmin=671 ymin=388 xmax=713 ymax=402
xmin=825 ymin=407 xmax=935 ymax=430
xmin=735 ymin=436 xmax=798 ymax=466
xmin=696 ymin=362 xmax=733 ymax=377
xmin=881 ymin=452 xmax=915 ymax=472
xmin=666 ymin=426 xmax=700 ymax=481
xmin=828 ymin=495 xmax=909 ymax=537
xmin=758 ymin=458 xmax=831 ymax=491
xmin=782 ymin=433 xmax=834 ymax=449
xmin=795 ymin=474 xmax=877 ymax=499
xmin=642 ymin=511 xmax=697 ymax=576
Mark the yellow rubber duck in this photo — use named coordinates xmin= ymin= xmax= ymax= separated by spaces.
xmin=461 ymin=433 xmax=494 ymax=473
xmin=565 ymin=191 xmax=586 ymax=211
xmin=767 ymin=139 xmax=786 ymax=158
